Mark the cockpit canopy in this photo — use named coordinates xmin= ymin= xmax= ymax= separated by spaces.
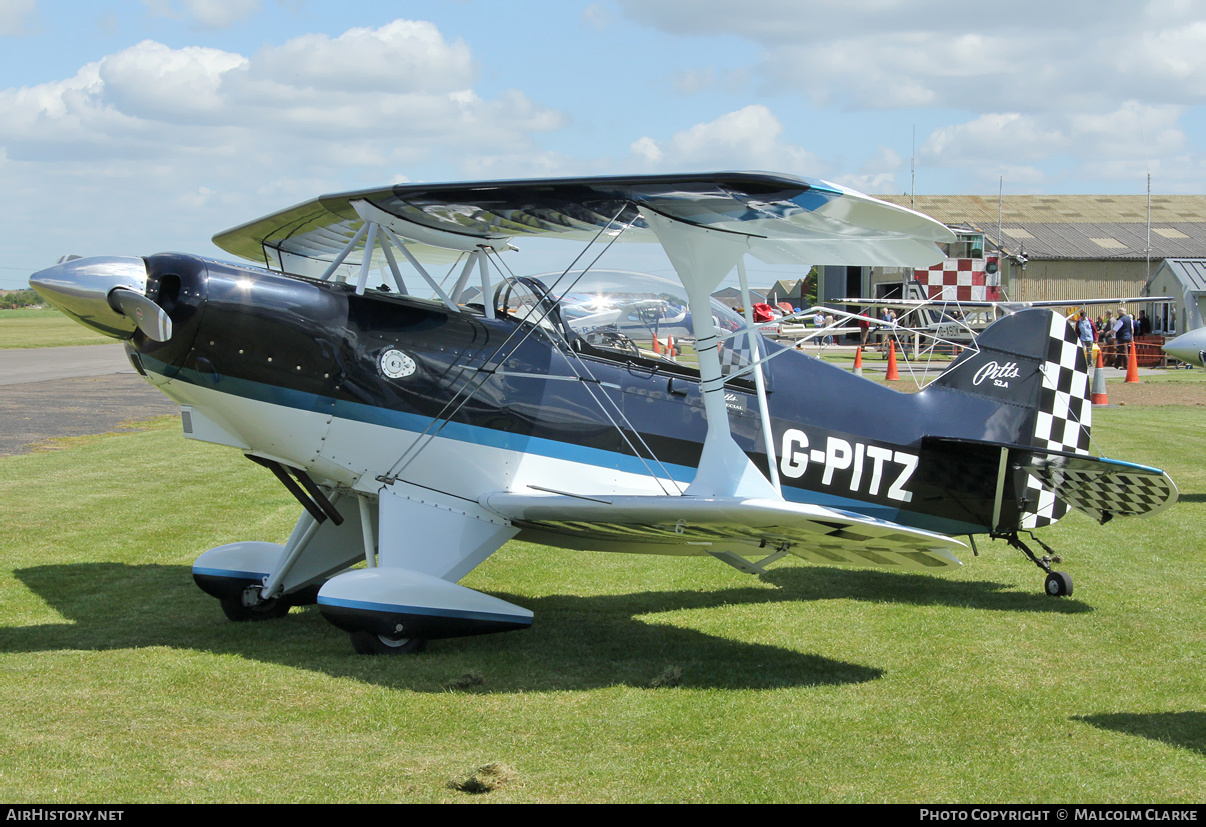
xmin=495 ymin=269 xmax=764 ymax=382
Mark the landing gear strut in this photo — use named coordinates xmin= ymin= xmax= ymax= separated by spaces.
xmin=999 ymin=531 xmax=1074 ymax=597
xmin=219 ymin=585 xmax=292 ymax=621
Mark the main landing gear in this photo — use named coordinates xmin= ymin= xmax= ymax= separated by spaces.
xmin=349 ymin=631 xmax=429 ymax=655
xmin=999 ymin=531 xmax=1074 ymax=597
xmin=217 ymin=583 xmax=321 ymax=622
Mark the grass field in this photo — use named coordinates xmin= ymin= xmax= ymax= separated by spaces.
xmin=0 ymin=307 xmax=114 ymax=348
xmin=1 ymin=405 xmax=1203 ymax=803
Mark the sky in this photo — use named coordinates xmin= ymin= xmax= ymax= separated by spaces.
xmin=3 ymin=0 xmax=1206 ymax=289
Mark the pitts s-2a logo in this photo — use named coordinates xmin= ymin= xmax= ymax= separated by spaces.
xmin=779 ymin=429 xmax=917 ymax=503
xmin=972 ymin=360 xmax=1021 ymax=388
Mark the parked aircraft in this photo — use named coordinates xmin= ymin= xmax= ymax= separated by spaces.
xmin=843 ymin=283 xmax=1170 ymax=350
xmin=1162 ymin=328 xmax=1206 ymax=367
xmin=29 ymin=173 xmax=1177 ymax=654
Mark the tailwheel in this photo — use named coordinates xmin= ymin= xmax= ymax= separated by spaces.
xmin=349 ymin=631 xmax=428 ymax=655
xmin=1000 ymin=531 xmax=1074 ymax=597
xmin=1044 ymin=571 xmax=1074 ymax=598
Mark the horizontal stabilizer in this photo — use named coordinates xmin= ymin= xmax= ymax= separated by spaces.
xmin=1013 ymin=449 xmax=1177 ymax=523
xmin=924 ymin=437 xmax=1177 ymax=526
xmin=482 ymin=492 xmax=965 ymax=571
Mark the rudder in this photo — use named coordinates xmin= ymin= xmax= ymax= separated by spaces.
xmin=928 ymin=309 xmax=1092 ymax=528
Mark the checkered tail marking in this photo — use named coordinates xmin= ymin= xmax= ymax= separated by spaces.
xmin=1022 ymin=312 xmax=1092 ymax=529
xmin=718 ymin=331 xmax=754 ymax=378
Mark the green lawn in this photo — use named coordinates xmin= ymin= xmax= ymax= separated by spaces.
xmin=0 ymin=307 xmax=115 ymax=348
xmin=0 ymin=411 xmax=1203 ymax=803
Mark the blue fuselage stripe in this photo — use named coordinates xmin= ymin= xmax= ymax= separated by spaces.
xmin=147 ymin=357 xmax=986 ymax=537
xmin=317 ymin=596 xmax=532 ymax=625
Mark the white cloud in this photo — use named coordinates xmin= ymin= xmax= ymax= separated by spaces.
xmin=143 ymin=0 xmax=261 ymax=29
xmin=917 ymin=102 xmax=1189 ymax=190
xmin=618 ymin=1 xmax=1206 ymax=113
xmin=0 ymin=18 xmax=568 ymax=273
xmin=0 ymin=0 xmax=36 ymax=35
xmin=924 ymin=104 xmax=1184 ymax=166
xmin=627 ymin=104 xmax=820 ymax=171
xmin=0 ymin=20 xmax=561 ymax=164
xmin=582 ymin=3 xmax=611 ymax=30
xmin=101 ymin=41 xmax=248 ymax=121
xmin=250 ymin=19 xmax=475 ymax=94
xmin=831 ymin=146 xmax=904 ymax=194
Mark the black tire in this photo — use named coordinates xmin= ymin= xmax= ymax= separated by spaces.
xmin=1044 ymin=571 xmax=1074 ymax=597
xmin=219 ymin=595 xmax=291 ymax=622
xmin=349 ymin=631 xmax=428 ymax=655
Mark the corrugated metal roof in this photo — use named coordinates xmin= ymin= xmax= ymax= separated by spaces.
xmin=878 ymin=195 xmax=1206 ymax=260
xmin=1161 ymin=258 xmax=1206 ymax=292
xmin=880 ymin=194 xmax=1206 ymax=224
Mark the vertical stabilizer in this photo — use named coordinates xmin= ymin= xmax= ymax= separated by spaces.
xmin=926 ymin=309 xmax=1091 ymax=528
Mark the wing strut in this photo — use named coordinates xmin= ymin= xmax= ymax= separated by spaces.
xmin=642 ymin=210 xmax=778 ymax=500
xmin=737 ymin=257 xmax=781 ymax=495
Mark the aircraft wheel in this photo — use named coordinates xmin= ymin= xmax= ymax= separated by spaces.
xmin=1044 ymin=571 xmax=1073 ymax=598
xmin=219 ymin=595 xmax=291 ymax=622
xmin=349 ymin=631 xmax=428 ymax=655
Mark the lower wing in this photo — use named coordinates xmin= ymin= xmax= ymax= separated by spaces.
xmin=480 ymin=493 xmax=965 ymax=571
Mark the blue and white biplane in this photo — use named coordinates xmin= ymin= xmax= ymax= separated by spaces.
xmin=30 ymin=172 xmax=1177 ymax=654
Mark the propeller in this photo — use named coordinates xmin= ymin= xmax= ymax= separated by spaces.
xmin=108 ymin=287 xmax=172 ymax=342
xmin=29 ymin=256 xmax=173 ymax=343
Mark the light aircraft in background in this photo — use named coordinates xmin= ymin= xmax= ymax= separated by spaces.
xmin=29 ymin=172 xmax=1177 ymax=655
xmin=840 ymin=281 xmax=1171 ymax=351
xmin=1162 ymin=328 xmax=1206 ymax=367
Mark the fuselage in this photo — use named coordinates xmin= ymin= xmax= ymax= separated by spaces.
xmin=114 ymin=254 xmax=1039 ymax=540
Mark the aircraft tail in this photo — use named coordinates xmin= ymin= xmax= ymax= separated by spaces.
xmin=930 ymin=308 xmax=1091 ymax=451
xmin=925 ymin=309 xmax=1095 ymax=529
xmin=924 ymin=308 xmax=1175 ymax=529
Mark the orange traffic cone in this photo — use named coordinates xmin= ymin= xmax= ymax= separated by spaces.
xmin=652 ymin=335 xmax=661 ymax=355
xmin=852 ymin=346 xmax=863 ymax=377
xmin=886 ymin=340 xmax=900 ymax=381
xmin=1091 ymin=349 xmax=1109 ymax=405
xmin=1125 ymin=341 xmax=1140 ymax=383
xmin=666 ymin=336 xmax=675 ymax=359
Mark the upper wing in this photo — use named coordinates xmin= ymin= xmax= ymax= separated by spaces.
xmin=480 ymin=492 xmax=966 ymax=571
xmin=213 ymin=172 xmax=955 ymax=274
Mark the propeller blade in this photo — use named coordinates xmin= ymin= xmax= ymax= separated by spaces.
xmin=109 ymin=287 xmax=172 ymax=342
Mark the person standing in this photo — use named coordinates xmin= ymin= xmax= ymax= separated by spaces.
xmin=1101 ymin=311 xmax=1116 ymax=366
xmin=1136 ymin=309 xmax=1151 ymax=337
xmin=1077 ymin=311 xmax=1095 ymax=364
xmin=1114 ymin=307 xmax=1134 ymax=369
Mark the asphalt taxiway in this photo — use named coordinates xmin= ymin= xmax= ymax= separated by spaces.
xmin=0 ymin=344 xmax=179 ymax=456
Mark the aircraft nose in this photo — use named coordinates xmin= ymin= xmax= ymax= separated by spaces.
xmin=1162 ymin=330 xmax=1206 ymax=368
xmin=29 ymin=256 xmax=172 ymax=342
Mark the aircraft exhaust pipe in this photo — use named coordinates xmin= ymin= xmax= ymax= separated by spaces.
xmin=29 ymin=256 xmax=172 ymax=342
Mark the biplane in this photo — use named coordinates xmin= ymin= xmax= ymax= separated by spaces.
xmin=29 ymin=172 xmax=1177 ymax=654
xmin=839 ymin=281 xmax=1171 ymax=352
